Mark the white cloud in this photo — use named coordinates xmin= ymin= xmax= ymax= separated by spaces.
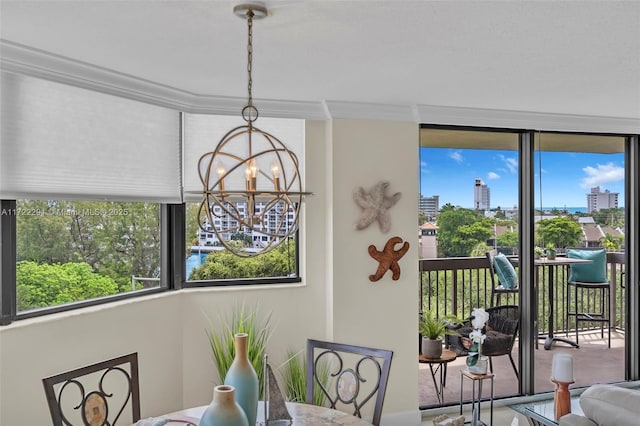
xmin=499 ymin=155 xmax=518 ymax=173
xmin=487 ymin=171 xmax=500 ymax=180
xmin=449 ymin=150 xmax=463 ymax=163
xmin=580 ymin=163 xmax=624 ymax=188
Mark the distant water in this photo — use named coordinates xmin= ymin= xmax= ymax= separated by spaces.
xmin=186 ymin=252 xmax=208 ymax=278
xmin=541 ymin=206 xmax=587 ymax=214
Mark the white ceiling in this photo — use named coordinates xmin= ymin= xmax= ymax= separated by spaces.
xmin=1 ymin=0 xmax=640 ymax=120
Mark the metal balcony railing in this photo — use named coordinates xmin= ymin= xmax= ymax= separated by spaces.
xmin=419 ymin=252 xmax=626 ymax=335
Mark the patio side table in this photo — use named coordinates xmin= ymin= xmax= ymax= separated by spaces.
xmin=419 ymin=349 xmax=457 ymax=404
xmin=460 ymin=369 xmax=494 ymax=426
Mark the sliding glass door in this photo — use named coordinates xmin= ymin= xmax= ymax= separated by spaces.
xmin=533 ymin=132 xmax=626 ymax=393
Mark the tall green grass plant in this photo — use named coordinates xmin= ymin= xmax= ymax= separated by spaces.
xmin=207 ymin=303 xmax=272 ymax=397
xmin=280 ymin=349 xmax=328 ymax=406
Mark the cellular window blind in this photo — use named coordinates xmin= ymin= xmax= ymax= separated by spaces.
xmin=0 ymin=72 xmax=181 ymax=202
xmin=182 ymin=113 xmax=304 ymax=202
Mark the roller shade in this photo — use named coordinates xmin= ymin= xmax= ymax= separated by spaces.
xmin=0 ymin=72 xmax=181 ymax=202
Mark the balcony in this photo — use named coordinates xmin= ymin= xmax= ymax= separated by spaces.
xmin=418 ymin=252 xmax=626 ymax=408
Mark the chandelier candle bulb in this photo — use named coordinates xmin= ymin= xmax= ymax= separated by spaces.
xmin=271 ymin=164 xmax=280 ymax=191
xmin=216 ymin=163 xmax=226 ymax=192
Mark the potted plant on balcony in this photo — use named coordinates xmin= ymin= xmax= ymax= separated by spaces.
xmin=546 ymin=243 xmax=557 ymax=260
xmin=419 ymin=311 xmax=460 ymax=359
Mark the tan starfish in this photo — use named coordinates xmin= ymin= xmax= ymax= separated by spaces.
xmin=353 ymin=181 xmax=401 ymax=232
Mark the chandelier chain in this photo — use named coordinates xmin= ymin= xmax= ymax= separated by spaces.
xmin=246 ymin=9 xmax=254 ymax=111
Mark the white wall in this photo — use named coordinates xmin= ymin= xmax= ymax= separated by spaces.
xmin=329 ymin=119 xmax=420 ymax=424
xmin=0 ymin=118 xmax=422 ymax=425
xmin=0 ymin=293 xmax=184 ymax=425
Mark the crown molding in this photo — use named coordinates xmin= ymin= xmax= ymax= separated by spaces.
xmin=0 ymin=40 xmax=327 ymax=120
xmin=323 ymin=100 xmax=417 ymax=122
xmin=1 ymin=40 xmax=638 ymax=133
xmin=417 ymin=104 xmax=640 ymax=134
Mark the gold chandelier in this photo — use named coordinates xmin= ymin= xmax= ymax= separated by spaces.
xmin=197 ymin=2 xmax=309 ymax=257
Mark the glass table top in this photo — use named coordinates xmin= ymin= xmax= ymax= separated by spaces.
xmin=511 ymin=397 xmax=583 ymax=426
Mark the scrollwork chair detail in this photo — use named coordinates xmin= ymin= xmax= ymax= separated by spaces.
xmin=42 ymin=353 xmax=140 ymax=426
xmin=306 ymin=339 xmax=393 ymax=426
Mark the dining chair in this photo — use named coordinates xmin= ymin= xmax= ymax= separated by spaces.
xmin=565 ymin=248 xmax=611 ymax=348
xmin=486 ymin=250 xmax=519 ymax=307
xmin=446 ymin=305 xmax=520 ymax=379
xmin=42 ymin=352 xmax=140 ymax=426
xmin=306 ymin=339 xmax=393 ymax=426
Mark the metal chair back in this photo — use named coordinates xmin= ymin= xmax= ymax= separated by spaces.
xmin=306 ymin=339 xmax=393 ymax=426
xmin=42 ymin=353 xmax=140 ymax=426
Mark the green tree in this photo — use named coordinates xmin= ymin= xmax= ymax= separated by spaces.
xmin=186 ymin=202 xmax=203 ymax=249
xmin=497 ymin=230 xmax=519 ymax=252
xmin=436 ymin=208 xmax=491 ymax=256
xmin=190 ymin=241 xmax=296 ymax=280
xmin=16 ymin=200 xmax=74 ymax=263
xmin=600 ymin=232 xmax=624 ymax=251
xmin=591 ymin=208 xmax=624 ymax=228
xmin=17 ymin=200 xmax=161 ymax=293
xmin=536 ymin=217 xmax=582 ymax=249
xmin=16 ymin=261 xmax=119 ymax=310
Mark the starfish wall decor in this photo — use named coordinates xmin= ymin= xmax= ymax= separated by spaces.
xmin=353 ymin=181 xmax=401 ymax=233
xmin=368 ymin=236 xmax=410 ymax=282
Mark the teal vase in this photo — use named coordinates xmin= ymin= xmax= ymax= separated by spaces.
xmin=199 ymin=385 xmax=249 ymax=426
xmin=224 ymin=333 xmax=259 ymax=426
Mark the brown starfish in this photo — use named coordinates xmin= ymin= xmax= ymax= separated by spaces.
xmin=368 ymin=236 xmax=410 ymax=282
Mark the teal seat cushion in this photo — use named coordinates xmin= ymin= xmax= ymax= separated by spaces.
xmin=493 ymin=254 xmax=518 ymax=289
xmin=567 ymin=249 xmax=607 ymax=283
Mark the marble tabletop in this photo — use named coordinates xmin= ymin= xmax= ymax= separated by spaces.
xmin=141 ymin=401 xmax=373 ymax=425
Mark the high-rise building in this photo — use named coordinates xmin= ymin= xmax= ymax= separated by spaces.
xmin=474 ymin=178 xmax=490 ymax=211
xmin=419 ymin=195 xmax=439 ymax=220
xmin=587 ymin=186 xmax=619 ymax=213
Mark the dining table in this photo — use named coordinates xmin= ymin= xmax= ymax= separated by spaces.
xmin=139 ymin=401 xmax=374 ymax=425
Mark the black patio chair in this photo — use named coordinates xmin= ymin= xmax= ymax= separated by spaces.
xmin=306 ymin=339 xmax=393 ymax=426
xmin=446 ymin=305 xmax=520 ymax=379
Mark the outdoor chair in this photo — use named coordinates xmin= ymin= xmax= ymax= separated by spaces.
xmin=566 ymin=248 xmax=611 ymax=348
xmin=486 ymin=250 xmax=519 ymax=307
xmin=446 ymin=305 xmax=520 ymax=379
xmin=42 ymin=353 xmax=140 ymax=426
xmin=306 ymin=339 xmax=393 ymax=426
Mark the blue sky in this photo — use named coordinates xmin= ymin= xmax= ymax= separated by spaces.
xmin=420 ymin=148 xmax=625 ymax=209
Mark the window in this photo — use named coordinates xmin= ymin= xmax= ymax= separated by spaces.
xmin=1 ymin=73 xmax=179 ymax=323
xmin=184 ymin=201 xmax=299 ymax=283
xmin=182 ymin=113 xmax=303 ymax=286
xmin=0 ymin=73 xmax=303 ymax=321
xmin=13 ymin=200 xmax=161 ymax=313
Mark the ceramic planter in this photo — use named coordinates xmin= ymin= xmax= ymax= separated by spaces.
xmin=421 ymin=337 xmax=443 ymax=358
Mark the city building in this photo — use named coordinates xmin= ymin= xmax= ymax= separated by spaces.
xmin=198 ymin=201 xmax=296 ymax=247
xmin=419 ymin=195 xmax=439 ymax=220
xmin=587 ymin=186 xmax=619 ymax=213
xmin=474 ymin=178 xmax=491 ymax=211
xmin=419 ymin=222 xmax=438 ymax=258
